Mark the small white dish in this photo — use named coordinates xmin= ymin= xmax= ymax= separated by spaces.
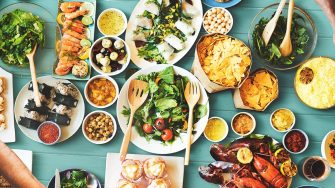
xmin=270 ymin=108 xmax=295 ymax=133
xmin=82 ymin=110 xmax=117 ymax=145
xmin=84 ymin=75 xmax=119 ymax=109
xmin=90 ymin=36 xmax=130 ymax=76
xmin=231 ymin=112 xmax=256 ymax=136
xmin=97 ymin=8 xmax=127 ymax=36
xmin=283 ymin=129 xmax=309 ymax=154
xmin=203 ymin=7 xmax=233 ymax=34
xmin=37 ymin=121 xmax=62 ymax=145
xmin=321 ymin=130 xmax=335 ymax=168
xmin=203 ymin=116 xmax=229 ymax=142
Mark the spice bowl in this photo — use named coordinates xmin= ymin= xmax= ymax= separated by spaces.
xmin=82 ymin=110 xmax=117 ymax=145
xmin=37 ymin=121 xmax=61 ymax=145
xmin=231 ymin=112 xmax=256 ymax=137
xmin=97 ymin=8 xmax=127 ymax=36
xmin=204 ymin=117 xmax=229 ymax=142
xmin=84 ymin=75 xmax=119 ymax=109
xmin=270 ymin=108 xmax=295 ymax=133
xmin=283 ymin=129 xmax=309 ymax=154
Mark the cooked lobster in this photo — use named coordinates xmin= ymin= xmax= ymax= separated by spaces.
xmin=253 ymin=155 xmax=288 ymax=188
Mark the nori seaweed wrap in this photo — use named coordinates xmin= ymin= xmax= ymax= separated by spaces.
xmin=24 ymin=99 xmax=50 ymax=115
xmin=53 ymin=93 xmax=78 ymax=107
xmin=18 ymin=117 xmax=41 ymax=130
xmin=28 ymin=82 xmax=54 ymax=99
xmin=47 ymin=112 xmax=71 ymax=126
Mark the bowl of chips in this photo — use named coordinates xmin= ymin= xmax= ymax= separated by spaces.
xmin=192 ymin=33 xmax=252 ymax=93
xmin=233 ymin=68 xmax=279 ymax=111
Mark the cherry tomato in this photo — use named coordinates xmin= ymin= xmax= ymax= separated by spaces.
xmin=154 ymin=118 xmax=166 ymax=131
xmin=161 ymin=129 xmax=173 ymax=141
xmin=143 ymin=123 xmax=153 ymax=134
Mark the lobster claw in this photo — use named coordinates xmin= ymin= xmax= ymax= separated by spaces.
xmin=198 ymin=161 xmax=235 ymax=185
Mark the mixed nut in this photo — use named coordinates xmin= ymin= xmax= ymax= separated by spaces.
xmin=84 ymin=113 xmax=114 ymax=141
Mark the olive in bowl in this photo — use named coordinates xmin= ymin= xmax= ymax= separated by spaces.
xmin=82 ymin=111 xmax=117 ymax=144
xmin=90 ymin=36 xmax=130 ymax=76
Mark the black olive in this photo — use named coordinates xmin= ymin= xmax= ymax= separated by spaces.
xmin=100 ymin=48 xmax=110 ymax=56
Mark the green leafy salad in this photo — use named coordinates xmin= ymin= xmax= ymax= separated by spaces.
xmin=252 ymin=14 xmax=309 ymax=65
xmin=122 ymin=67 xmax=207 ymax=144
xmin=0 ymin=9 xmax=44 ymax=66
xmin=61 ymin=170 xmax=87 ymax=188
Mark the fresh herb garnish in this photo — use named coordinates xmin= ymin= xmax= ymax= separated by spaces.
xmin=61 ymin=170 xmax=87 ymax=188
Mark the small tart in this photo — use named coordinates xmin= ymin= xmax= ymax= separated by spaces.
xmin=117 ymin=179 xmax=137 ymax=188
xmin=147 ymin=179 xmax=169 ymax=188
xmin=121 ymin=159 xmax=143 ymax=181
xmin=143 ymin=157 xmax=166 ymax=179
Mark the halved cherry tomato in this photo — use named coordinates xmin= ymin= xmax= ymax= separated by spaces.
xmin=161 ymin=129 xmax=173 ymax=141
xmin=154 ymin=118 xmax=166 ymax=131
xmin=143 ymin=123 xmax=153 ymax=134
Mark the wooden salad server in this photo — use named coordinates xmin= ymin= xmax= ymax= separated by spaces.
xmin=184 ymin=81 xmax=200 ymax=165
xmin=26 ymin=45 xmax=41 ymax=107
xmin=120 ymin=80 xmax=149 ymax=161
xmin=279 ymin=0 xmax=295 ymax=57
xmin=262 ymin=0 xmax=287 ymax=46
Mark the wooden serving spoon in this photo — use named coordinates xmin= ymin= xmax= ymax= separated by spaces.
xmin=119 ymin=80 xmax=149 ymax=161
xmin=279 ymin=0 xmax=295 ymax=57
xmin=26 ymin=45 xmax=41 ymax=107
xmin=262 ymin=0 xmax=287 ymax=46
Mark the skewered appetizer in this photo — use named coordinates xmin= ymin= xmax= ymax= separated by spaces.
xmin=55 ymin=1 xmax=94 ymax=77
xmin=121 ymin=160 xmax=144 ymax=182
xmin=0 ymin=78 xmax=7 ymax=131
xmin=91 ymin=37 xmax=128 ymax=74
xmin=143 ymin=157 xmax=166 ymax=179
xmin=131 ymin=0 xmax=199 ymax=64
xmin=19 ymin=82 xmax=79 ymax=130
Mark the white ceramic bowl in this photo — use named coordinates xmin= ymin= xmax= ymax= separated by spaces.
xmin=37 ymin=121 xmax=61 ymax=145
xmin=231 ymin=112 xmax=256 ymax=136
xmin=283 ymin=129 xmax=309 ymax=154
xmin=203 ymin=7 xmax=233 ymax=34
xmin=82 ymin=110 xmax=117 ymax=145
xmin=321 ymin=130 xmax=335 ymax=168
xmin=90 ymin=36 xmax=130 ymax=76
xmin=84 ymin=75 xmax=119 ymax=109
xmin=97 ymin=8 xmax=127 ymax=36
xmin=203 ymin=116 xmax=229 ymax=142
xmin=270 ymin=108 xmax=295 ymax=133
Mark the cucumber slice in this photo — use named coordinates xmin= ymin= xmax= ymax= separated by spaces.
xmin=80 ymin=39 xmax=91 ymax=47
xmin=82 ymin=16 xmax=93 ymax=26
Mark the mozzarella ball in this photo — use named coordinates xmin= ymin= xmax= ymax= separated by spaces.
xmin=114 ymin=39 xmax=125 ymax=50
xmin=110 ymin=52 xmax=119 ymax=61
xmin=100 ymin=56 xmax=111 ymax=67
xmin=95 ymin=53 xmax=104 ymax=63
xmin=101 ymin=65 xmax=112 ymax=73
xmin=102 ymin=38 xmax=112 ymax=48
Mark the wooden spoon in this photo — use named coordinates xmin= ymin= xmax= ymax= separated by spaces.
xmin=119 ymin=80 xmax=149 ymax=161
xmin=279 ymin=0 xmax=295 ymax=57
xmin=26 ymin=45 xmax=41 ymax=107
xmin=184 ymin=81 xmax=200 ymax=165
xmin=262 ymin=0 xmax=287 ymax=46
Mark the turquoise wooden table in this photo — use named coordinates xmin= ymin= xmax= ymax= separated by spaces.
xmin=1 ymin=0 xmax=335 ymax=187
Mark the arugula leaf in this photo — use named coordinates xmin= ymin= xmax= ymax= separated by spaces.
xmin=158 ymin=66 xmax=174 ymax=84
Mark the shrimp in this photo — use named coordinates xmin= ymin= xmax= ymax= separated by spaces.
xmin=62 ymin=39 xmax=82 ymax=48
xmin=64 ymin=30 xmax=87 ymax=40
xmin=61 ymin=44 xmax=80 ymax=52
xmin=63 ymin=20 xmax=85 ymax=34
xmin=55 ymin=65 xmax=71 ymax=76
xmin=59 ymin=50 xmax=77 ymax=58
xmin=63 ymin=34 xmax=81 ymax=44
xmin=65 ymin=10 xmax=88 ymax=19
xmin=60 ymin=2 xmax=82 ymax=13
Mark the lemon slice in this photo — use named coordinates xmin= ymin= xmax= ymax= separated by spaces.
xmin=78 ymin=47 xmax=90 ymax=60
xmin=280 ymin=160 xmax=298 ymax=177
xmin=57 ymin=13 xmax=66 ymax=25
xmin=237 ymin=147 xmax=253 ymax=164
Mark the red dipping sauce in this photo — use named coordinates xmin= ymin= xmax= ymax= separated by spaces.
xmin=284 ymin=130 xmax=306 ymax=152
xmin=38 ymin=122 xmax=60 ymax=144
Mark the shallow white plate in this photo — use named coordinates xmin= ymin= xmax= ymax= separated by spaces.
xmin=321 ymin=130 xmax=335 ymax=168
xmin=13 ymin=149 xmax=33 ymax=171
xmin=104 ymin=153 xmax=184 ymax=188
xmin=116 ymin=65 xmax=209 ymax=154
xmin=125 ymin=0 xmax=203 ymax=69
xmin=0 ymin=67 xmax=15 ymax=143
xmin=14 ymin=76 xmax=85 ymax=143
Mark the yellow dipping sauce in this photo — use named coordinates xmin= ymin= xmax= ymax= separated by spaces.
xmin=204 ymin=118 xmax=227 ymax=142
xmin=98 ymin=10 xmax=125 ymax=35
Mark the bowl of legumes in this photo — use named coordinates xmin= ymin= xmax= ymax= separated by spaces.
xmin=203 ymin=7 xmax=233 ymax=34
xmin=82 ymin=111 xmax=117 ymax=144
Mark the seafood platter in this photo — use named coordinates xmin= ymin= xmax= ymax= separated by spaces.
xmin=0 ymin=0 xmax=334 ymax=187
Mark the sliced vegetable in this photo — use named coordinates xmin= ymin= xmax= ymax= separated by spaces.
xmin=280 ymin=160 xmax=298 ymax=177
xmin=82 ymin=15 xmax=93 ymax=26
xmin=237 ymin=147 xmax=253 ymax=164
xmin=80 ymin=39 xmax=92 ymax=47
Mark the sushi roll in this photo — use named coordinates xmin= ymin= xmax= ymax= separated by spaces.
xmin=52 ymin=104 xmax=72 ymax=117
xmin=121 ymin=159 xmax=143 ymax=181
xmin=143 ymin=157 xmax=166 ymax=179
xmin=18 ymin=117 xmax=41 ymax=130
xmin=47 ymin=112 xmax=71 ymax=126
xmin=28 ymin=82 xmax=55 ymax=99
xmin=164 ymin=34 xmax=185 ymax=51
xmin=147 ymin=179 xmax=169 ymax=188
xmin=144 ymin=1 xmax=160 ymax=15
xmin=117 ymin=180 xmax=137 ymax=188
xmin=24 ymin=111 xmax=47 ymax=122
xmin=24 ymin=99 xmax=50 ymax=115
xmin=53 ymin=93 xmax=78 ymax=108
xmin=55 ymin=82 xmax=79 ymax=99
xmin=182 ymin=1 xmax=199 ymax=18
xmin=157 ymin=42 xmax=174 ymax=61
xmin=175 ymin=19 xmax=195 ymax=36
xmin=136 ymin=17 xmax=153 ymax=29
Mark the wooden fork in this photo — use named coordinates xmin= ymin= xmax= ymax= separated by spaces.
xmin=119 ymin=80 xmax=149 ymax=161
xmin=184 ymin=81 xmax=200 ymax=165
xmin=26 ymin=45 xmax=41 ymax=107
